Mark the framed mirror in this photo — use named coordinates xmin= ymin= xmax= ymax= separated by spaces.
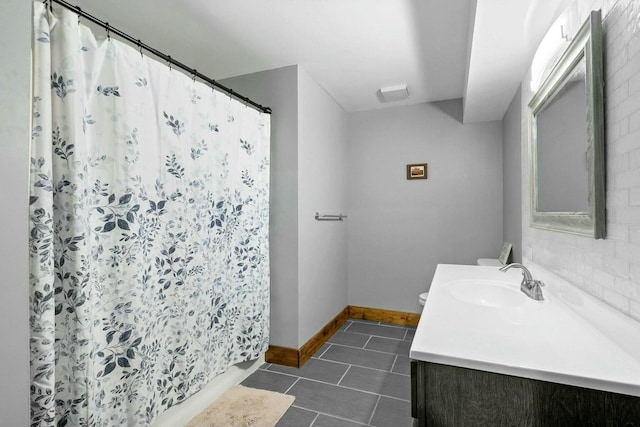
xmin=528 ymin=10 xmax=605 ymax=239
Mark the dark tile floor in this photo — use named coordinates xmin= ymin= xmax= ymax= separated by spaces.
xmin=242 ymin=320 xmax=417 ymax=427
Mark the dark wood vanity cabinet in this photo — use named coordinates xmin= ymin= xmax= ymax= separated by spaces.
xmin=410 ymin=360 xmax=640 ymax=426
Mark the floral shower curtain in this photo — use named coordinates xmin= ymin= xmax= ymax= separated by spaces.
xmin=29 ymin=3 xmax=270 ymax=426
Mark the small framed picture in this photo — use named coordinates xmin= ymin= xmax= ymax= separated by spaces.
xmin=498 ymin=242 xmax=513 ymax=265
xmin=406 ymin=163 xmax=428 ymax=180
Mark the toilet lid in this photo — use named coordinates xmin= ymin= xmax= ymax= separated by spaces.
xmin=477 ymin=258 xmax=502 ymax=267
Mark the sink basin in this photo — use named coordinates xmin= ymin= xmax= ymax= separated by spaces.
xmin=447 ymin=280 xmax=525 ymax=308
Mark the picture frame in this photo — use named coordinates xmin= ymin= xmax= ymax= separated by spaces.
xmin=498 ymin=242 xmax=513 ymax=265
xmin=406 ymin=163 xmax=428 ymax=180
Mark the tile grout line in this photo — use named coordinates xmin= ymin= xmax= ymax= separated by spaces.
xmin=306 ymin=407 xmax=373 ymax=427
xmin=316 ymin=343 xmax=332 ymax=358
xmin=363 ymin=335 xmax=374 ymax=348
xmin=336 ymin=363 xmax=352 ymax=386
xmin=328 ymin=335 xmax=405 ymax=349
xmin=292 ymin=375 xmax=410 ymax=401
xmin=342 ymin=321 xmax=353 ymax=333
xmin=283 ymin=376 xmax=301 ymax=395
xmin=323 ymin=341 xmax=410 ymax=359
xmin=266 ymin=364 xmax=409 ymax=398
xmin=349 ymin=332 xmax=409 ymax=341
xmin=308 ymin=411 xmax=320 ymax=427
xmin=310 ymin=355 xmax=410 ymax=377
xmin=350 ymin=321 xmax=414 ymax=330
xmin=367 ymin=394 xmax=383 ymax=426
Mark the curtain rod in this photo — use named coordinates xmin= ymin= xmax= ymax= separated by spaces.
xmin=46 ymin=0 xmax=272 ymax=115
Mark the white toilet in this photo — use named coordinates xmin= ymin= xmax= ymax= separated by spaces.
xmin=418 ymin=292 xmax=429 ymax=307
xmin=418 ymin=257 xmax=504 ymax=307
xmin=476 ymin=258 xmax=502 ymax=267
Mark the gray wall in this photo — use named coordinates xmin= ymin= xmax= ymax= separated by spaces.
xmin=347 ymin=100 xmax=504 ymax=313
xmin=502 ymin=87 xmax=523 ymax=263
xmin=297 ymin=68 xmax=349 ymax=345
xmin=221 ymin=66 xmax=301 ymax=348
xmin=223 ymin=65 xmax=349 ymax=348
xmin=0 ymin=0 xmax=30 ymax=423
xmin=522 ymin=0 xmax=640 ymax=321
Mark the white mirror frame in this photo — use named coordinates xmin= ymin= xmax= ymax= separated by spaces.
xmin=528 ymin=10 xmax=605 ymax=239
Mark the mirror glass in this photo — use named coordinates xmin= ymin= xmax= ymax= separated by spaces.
xmin=536 ymin=57 xmax=588 ymax=212
xmin=528 ymin=10 xmax=605 ymax=239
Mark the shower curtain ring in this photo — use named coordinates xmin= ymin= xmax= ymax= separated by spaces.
xmin=167 ymin=56 xmax=172 ymax=71
xmin=105 ymin=22 xmax=111 ymax=41
xmin=192 ymin=69 xmax=197 ymax=82
xmin=137 ymin=40 xmax=143 ymax=57
xmin=76 ymin=6 xmax=82 ymax=25
xmin=228 ymin=89 xmax=234 ymax=101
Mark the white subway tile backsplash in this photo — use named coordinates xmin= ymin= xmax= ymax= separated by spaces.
xmin=613 ymin=128 xmax=640 ymax=155
xmin=606 ymin=223 xmax=630 ymax=241
xmin=610 ymin=82 xmax=630 ymax=111
xmin=630 ymin=71 xmax=640 ymax=93
xmin=603 ymin=288 xmax=630 ymax=312
xmin=608 ymin=53 xmax=629 ymax=84
xmin=606 ymin=155 xmax=626 ymax=178
xmin=593 ymin=237 xmax=618 ymax=257
xmin=581 ymin=251 xmax=605 ymax=269
xmin=609 ymin=121 xmax=623 ymax=142
xmin=630 ymin=74 xmax=640 ymax=99
xmin=620 ymin=116 xmax=630 ymax=136
xmin=629 ymin=226 xmax=640 ymax=247
xmin=607 ymin=189 xmax=630 ymax=206
xmin=614 ymin=276 xmax=640 ymax=299
xmin=630 ymin=110 xmax=640 ymax=133
xmin=585 ymin=279 xmax=607 ymax=299
xmin=630 ymin=226 xmax=640 ymax=244
xmin=608 ymin=62 xmax=638 ymax=94
xmin=631 ymin=262 xmax=640 ymax=280
xmin=615 ymin=240 xmax=640 ymax=262
xmin=614 ymin=167 xmax=640 ymax=189
xmin=592 ymin=269 xmax=617 ymax=290
xmin=630 ymin=300 xmax=640 ymax=321
xmin=630 ymin=148 xmax=640 ymax=170
xmin=604 ymin=254 xmax=631 ymax=277
xmin=576 ymin=260 xmax=596 ymax=278
xmin=616 ymin=206 xmax=640 ymax=223
xmin=628 ymin=34 xmax=640 ymax=59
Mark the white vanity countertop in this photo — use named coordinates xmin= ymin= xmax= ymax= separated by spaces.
xmin=409 ymin=263 xmax=640 ymax=397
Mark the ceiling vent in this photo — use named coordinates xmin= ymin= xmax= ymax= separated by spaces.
xmin=378 ymin=84 xmax=409 ymax=103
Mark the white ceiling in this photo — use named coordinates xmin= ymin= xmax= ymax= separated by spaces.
xmin=73 ymin=0 xmax=569 ymax=122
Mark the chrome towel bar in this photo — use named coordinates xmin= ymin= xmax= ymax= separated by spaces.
xmin=315 ymin=212 xmax=347 ymax=221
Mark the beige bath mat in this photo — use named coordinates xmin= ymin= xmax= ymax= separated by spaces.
xmin=185 ymin=384 xmax=295 ymax=427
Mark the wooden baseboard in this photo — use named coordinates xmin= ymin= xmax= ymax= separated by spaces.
xmin=266 ymin=305 xmax=420 ymax=367
xmin=299 ymin=306 xmax=350 ymax=365
xmin=266 ymin=306 xmax=349 ymax=367
xmin=348 ymin=305 xmax=420 ymax=327
xmin=265 ymin=345 xmax=299 ymax=367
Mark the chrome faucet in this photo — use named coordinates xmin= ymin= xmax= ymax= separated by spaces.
xmin=499 ymin=263 xmax=545 ymax=301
